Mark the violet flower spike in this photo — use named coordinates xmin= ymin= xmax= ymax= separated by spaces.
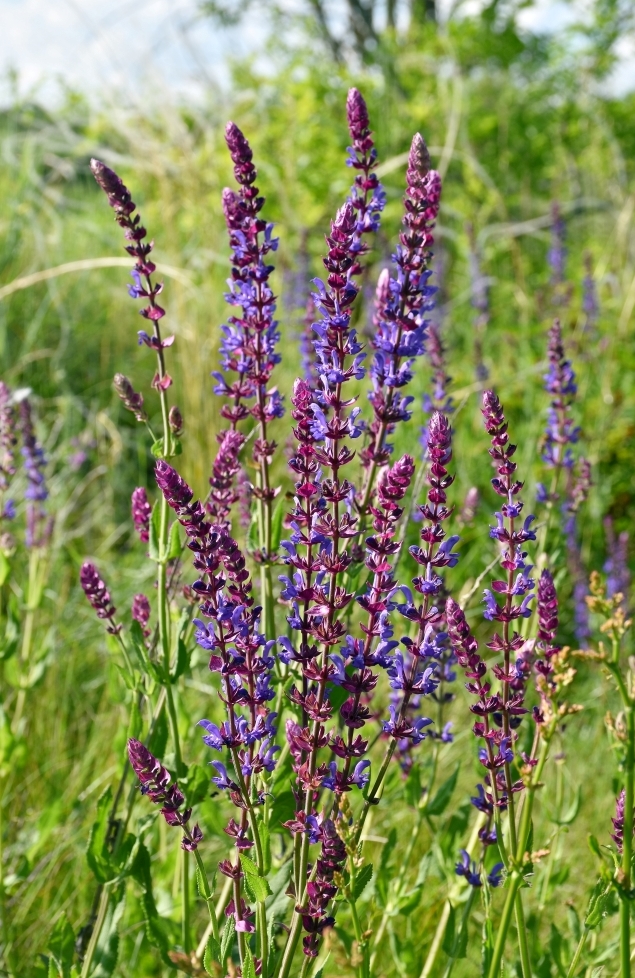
xmin=362 ymin=133 xmax=442 ymax=483
xmin=345 ymin=87 xmax=386 ymax=270
xmin=19 ymin=399 xmax=50 ymax=548
xmin=91 ymin=160 xmax=173 ymax=401
xmin=80 ymin=562 xmax=121 ymax=635
xmin=131 ymin=487 xmax=151 ymax=543
xmin=127 ymin=739 xmax=202 ymax=850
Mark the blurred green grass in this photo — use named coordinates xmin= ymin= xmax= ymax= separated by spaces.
xmin=1 ymin=15 xmax=635 ymax=975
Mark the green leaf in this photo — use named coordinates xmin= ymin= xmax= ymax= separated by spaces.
xmin=48 ymin=913 xmax=75 ymax=978
xmin=258 ymin=818 xmax=272 ymax=875
xmin=588 ymin=834 xmax=602 ymax=858
xmin=148 ymin=709 xmax=168 ymax=760
xmin=242 ymin=946 xmax=257 ymax=978
xmin=0 ymin=550 xmax=10 ymax=587
xmin=585 ymin=877 xmax=612 ymax=929
xmin=557 ymin=785 xmax=582 ymax=826
xmin=442 ymin=905 xmax=456 ymax=956
xmin=414 ymin=852 xmax=433 ymax=889
xmin=247 ymin=512 xmax=259 ymax=553
xmin=86 ymin=788 xmax=115 ymax=884
xmin=150 ymin=438 xmax=164 ymax=459
xmin=379 ymin=828 xmax=398 ymax=876
xmin=204 ymin=937 xmax=221 ymax=975
xmin=220 ymin=915 xmax=235 ymax=965
xmin=148 ymin=501 xmax=161 ymax=561
xmin=269 ymin=789 xmax=295 ymax=829
xmin=130 ymin=841 xmax=171 ymax=962
xmin=240 ymin=853 xmax=272 ymax=903
xmin=426 ymin=765 xmax=460 ymax=817
xmin=270 ymin=497 xmax=285 ymax=553
xmin=352 ymin=864 xmax=373 ymax=901
xmin=404 ymin=762 xmax=422 ymax=809
xmin=167 ymin=520 xmax=182 ymax=560
xmin=170 ymin=635 xmax=190 ymax=683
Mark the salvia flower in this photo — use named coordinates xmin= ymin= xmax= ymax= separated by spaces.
xmin=582 ymin=252 xmax=599 ymax=332
xmin=214 ymin=122 xmax=281 ymax=482
xmin=548 ymin=202 xmax=567 ymax=287
xmin=362 ymin=133 xmax=441 ymax=477
xmin=541 ymin=319 xmax=579 ymax=473
xmin=131 ymin=487 xmax=151 ymax=543
xmin=91 ymin=161 xmax=173 ymax=392
xmin=128 ymin=739 xmax=202 ymax=850
xmin=345 ymin=87 xmax=386 ymax=269
xmin=132 ymin=593 xmax=152 ymax=639
xmin=80 ymin=562 xmax=120 ymax=635
xmin=611 ymin=789 xmax=634 ymax=854
xmin=604 ymin=517 xmax=630 ymax=609
xmin=19 ymin=399 xmax=50 ymax=548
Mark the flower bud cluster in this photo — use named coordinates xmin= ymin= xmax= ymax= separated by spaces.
xmin=128 ymin=739 xmax=202 ymax=850
xmin=362 ymin=134 xmax=441 ymax=472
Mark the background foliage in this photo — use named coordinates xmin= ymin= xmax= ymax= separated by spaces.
xmin=2 ymin=0 xmax=635 ymax=973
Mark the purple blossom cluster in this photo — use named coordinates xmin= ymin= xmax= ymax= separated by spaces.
xmin=128 ymin=738 xmax=203 ymax=850
xmin=212 ymin=121 xmax=281 ymax=505
xmin=19 ymin=398 xmax=51 ymax=548
xmin=362 ymin=134 xmax=441 ymax=474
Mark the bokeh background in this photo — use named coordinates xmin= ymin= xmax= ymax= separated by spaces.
xmin=2 ymin=0 xmax=635 ymax=974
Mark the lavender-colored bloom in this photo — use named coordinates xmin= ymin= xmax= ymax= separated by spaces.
xmin=131 ymin=487 xmax=151 ymax=543
xmin=80 ymin=562 xmax=120 ymax=635
xmin=132 ymin=593 xmax=151 ymax=638
xmin=128 ymin=738 xmax=201 ymax=849
xmin=548 ymin=202 xmax=566 ymax=287
xmin=455 ymin=849 xmax=481 ymax=887
xmin=345 ymin=87 xmax=386 ymax=265
xmin=363 ymin=134 xmax=442 ymax=472
xmin=542 ymin=320 xmax=579 ymax=472
xmin=19 ymin=399 xmax=50 ymax=548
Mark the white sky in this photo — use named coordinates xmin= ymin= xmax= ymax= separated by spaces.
xmin=0 ymin=0 xmax=633 ymax=107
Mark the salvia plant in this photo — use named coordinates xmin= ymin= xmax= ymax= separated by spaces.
xmin=3 ymin=86 xmax=627 ymax=978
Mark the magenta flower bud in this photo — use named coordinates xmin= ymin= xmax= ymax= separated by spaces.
xmin=80 ymin=562 xmax=120 ymax=634
xmin=90 ymin=159 xmax=135 ymax=218
xmin=132 ymin=593 xmax=151 ymax=637
xmin=169 ymin=405 xmax=183 ymax=436
xmin=131 ymin=487 xmax=151 ymax=543
xmin=113 ymin=373 xmax=146 ymax=422
xmin=346 ymin=87 xmax=369 ymax=139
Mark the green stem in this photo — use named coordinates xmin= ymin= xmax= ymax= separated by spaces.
xmin=515 ymin=892 xmax=531 ymax=978
xmin=11 ymin=548 xmax=40 ymax=734
xmin=157 ymin=491 xmax=183 ymax=775
xmin=80 ymin=882 xmax=112 ymax=978
xmin=182 ymin=847 xmax=191 ymax=954
xmin=565 ymin=927 xmax=590 ymax=978
xmin=193 ymin=849 xmax=220 ymax=943
xmin=487 ymin=737 xmax=550 ymax=978
xmin=442 ymin=887 xmax=476 ymax=978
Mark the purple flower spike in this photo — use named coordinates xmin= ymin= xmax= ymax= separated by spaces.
xmin=131 ymin=487 xmax=151 ymax=543
xmin=132 ymin=593 xmax=151 ymax=638
xmin=20 ymin=399 xmax=50 ymax=548
xmin=113 ymin=373 xmax=147 ymax=422
xmin=214 ymin=120 xmax=282 ymax=528
xmin=128 ymin=739 xmax=200 ymax=847
xmin=345 ymin=87 xmax=386 ymax=269
xmin=362 ymin=133 xmax=442 ymax=477
xmin=80 ymin=562 xmax=120 ymax=635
